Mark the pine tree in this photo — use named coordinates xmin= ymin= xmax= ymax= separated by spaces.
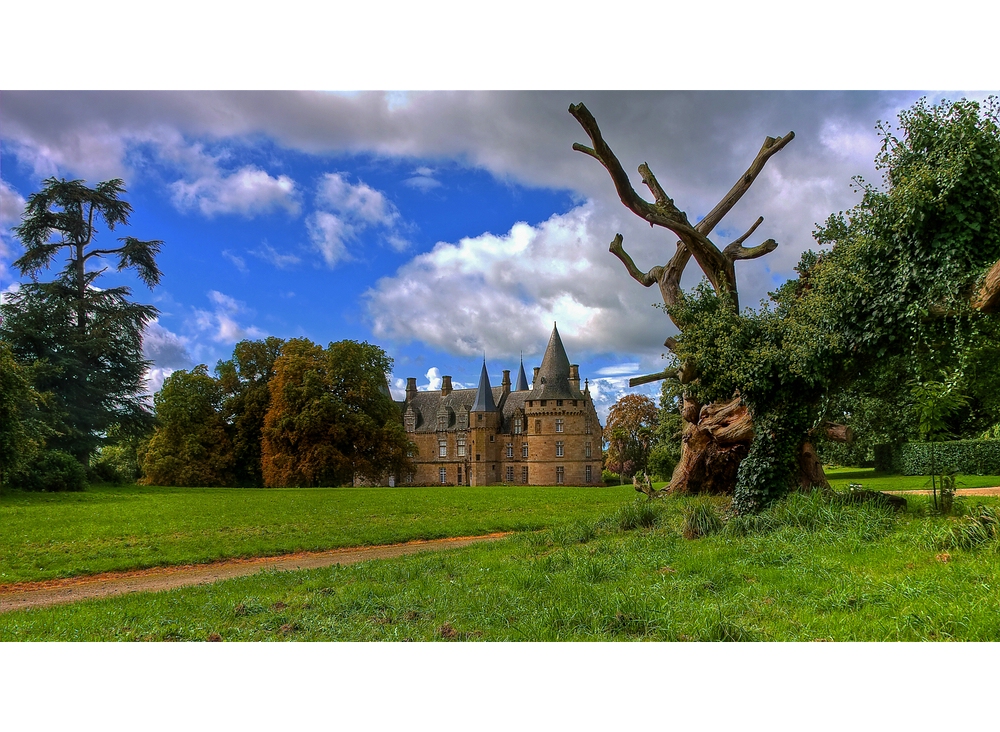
xmin=1 ymin=178 xmax=163 ymax=464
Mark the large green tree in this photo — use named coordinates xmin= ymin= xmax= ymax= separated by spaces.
xmin=140 ymin=365 xmax=235 ymax=487
xmin=574 ymin=97 xmax=1000 ymax=512
xmin=1 ymin=178 xmax=162 ymax=464
xmin=215 ymin=336 xmax=285 ymax=486
xmin=603 ymin=393 xmax=659 ymax=481
xmin=261 ymin=338 xmax=412 ymax=487
xmin=0 ymin=341 xmax=43 ymax=490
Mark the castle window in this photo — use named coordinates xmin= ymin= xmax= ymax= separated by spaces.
xmin=476 ymin=453 xmax=481 ymax=461
xmin=555 ymin=419 xmax=564 ymax=433
xmin=404 ymin=415 xmax=415 ymax=432
xmin=521 ymin=466 xmax=528 ymax=484
xmin=514 ymin=417 xmax=522 ymax=434
xmin=585 ymin=442 xmax=592 ymax=458
xmin=522 ymin=443 xmax=528 ymax=458
xmin=458 ymin=413 xmax=467 ymax=429
xmin=572 ymin=400 xmax=577 ymax=407
xmin=490 ymin=435 xmax=494 ymax=442
xmin=437 ymin=415 xmax=447 ymax=431
xmin=407 ymin=446 xmax=414 ymax=458
xmin=556 ymin=467 xmax=564 ymax=484
xmin=557 ymin=400 xmax=563 ymax=407
xmin=457 ymin=438 xmax=466 ymax=457
xmin=534 ymin=420 xmax=542 ymax=434
xmin=439 ymin=468 xmax=447 ymax=484
xmin=478 ymin=414 xmax=483 ymax=422
xmin=527 ymin=401 xmax=532 ymax=407
xmin=586 ymin=465 xmax=592 ymax=483
xmin=406 ymin=472 xmax=413 ymax=484
xmin=506 ymin=466 xmax=514 ymax=483
xmin=506 ymin=443 xmax=513 ymax=458
xmin=541 ymin=400 xmax=547 ymax=406
xmin=585 ymin=420 xmax=592 ymax=435
xmin=457 ymin=466 xmax=463 ymax=484
xmin=439 ymin=439 xmax=447 ymax=458
xmin=556 ymin=441 xmax=564 ymax=457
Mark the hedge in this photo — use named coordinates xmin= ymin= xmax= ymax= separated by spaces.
xmin=875 ymin=440 xmax=1000 ymax=476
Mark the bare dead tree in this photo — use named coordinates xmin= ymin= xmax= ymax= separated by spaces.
xmin=569 ymin=102 xmax=796 ymax=494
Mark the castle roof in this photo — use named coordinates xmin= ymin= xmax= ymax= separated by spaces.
xmin=514 ymin=356 xmax=529 ymax=392
xmin=471 ymin=360 xmax=497 ymax=412
xmin=528 ymin=323 xmax=581 ymax=400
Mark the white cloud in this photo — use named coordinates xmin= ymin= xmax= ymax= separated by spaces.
xmin=251 ymin=241 xmax=302 ymax=269
xmin=421 ymin=367 xmax=443 ymax=391
xmin=366 ymin=201 xmax=671 ymax=360
xmin=308 ymin=172 xmax=408 ymax=265
xmin=595 ymin=363 xmax=640 ymax=376
xmin=316 ymin=172 xmax=399 ymax=226
xmin=307 ymin=211 xmax=352 ymax=267
xmin=0 ymin=179 xmax=26 ymax=226
xmin=141 ymin=319 xmax=194 ymax=395
xmin=170 ymin=165 xmax=300 ymax=218
xmin=222 ymin=249 xmax=248 ymax=273
xmin=191 ymin=289 xmax=266 ymax=344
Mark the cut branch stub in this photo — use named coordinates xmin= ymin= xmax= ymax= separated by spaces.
xmin=972 ymin=258 xmax=1000 ymax=313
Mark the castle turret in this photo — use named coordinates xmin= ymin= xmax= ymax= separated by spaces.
xmin=470 ymin=359 xmax=500 ymax=485
xmin=515 ymin=355 xmax=530 ymax=392
xmin=528 ymin=323 xmax=575 ymax=400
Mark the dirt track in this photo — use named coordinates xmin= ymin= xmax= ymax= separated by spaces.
xmin=0 ymin=533 xmax=508 ymax=614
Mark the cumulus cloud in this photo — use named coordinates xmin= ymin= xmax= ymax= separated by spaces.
xmin=309 ymin=172 xmax=408 ymax=265
xmin=0 ymin=179 xmax=27 ymax=286
xmin=366 ymin=200 xmax=671 ymax=360
xmin=191 ymin=290 xmax=265 ymax=344
xmin=141 ymin=319 xmax=194 ymax=395
xmin=170 ymin=165 xmax=300 ymax=218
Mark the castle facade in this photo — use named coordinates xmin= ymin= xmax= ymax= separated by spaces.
xmin=399 ymin=324 xmax=603 ymax=486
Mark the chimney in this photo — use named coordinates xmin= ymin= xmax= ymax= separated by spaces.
xmin=441 ymin=375 xmax=453 ymax=395
xmin=532 ymin=366 xmax=540 ymax=387
xmin=569 ymin=364 xmax=580 ymax=392
xmin=406 ymin=377 xmax=418 ymax=402
xmin=501 ymin=369 xmax=511 ymax=396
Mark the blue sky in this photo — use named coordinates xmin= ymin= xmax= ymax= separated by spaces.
xmin=1 ymin=90 xmax=995 ymax=419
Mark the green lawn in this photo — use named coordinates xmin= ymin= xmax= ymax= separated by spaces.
xmin=0 ymin=483 xmax=636 ymax=584
xmin=825 ymin=467 xmax=1000 ymax=492
xmin=5 ymin=491 xmax=1000 ymax=641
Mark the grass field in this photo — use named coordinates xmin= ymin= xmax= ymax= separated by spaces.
xmin=825 ymin=467 xmax=1000 ymax=492
xmin=0 ymin=483 xmax=636 ymax=584
xmin=5 ymin=491 xmax=1000 ymax=641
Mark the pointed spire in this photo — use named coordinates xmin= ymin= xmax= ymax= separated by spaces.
xmin=529 ymin=322 xmax=574 ymax=399
xmin=471 ymin=358 xmax=497 ymax=412
xmin=514 ymin=352 xmax=530 ymax=391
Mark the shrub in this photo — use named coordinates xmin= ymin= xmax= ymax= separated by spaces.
xmin=602 ymin=469 xmax=621 ymax=485
xmin=896 ymin=440 xmax=1000 ymax=475
xmin=12 ymin=449 xmax=87 ymax=492
xmin=647 ymin=443 xmax=676 ymax=482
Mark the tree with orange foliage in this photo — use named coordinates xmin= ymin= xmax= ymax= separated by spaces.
xmin=261 ymin=338 xmax=412 ymax=487
xmin=603 ymin=393 xmax=659 ymax=482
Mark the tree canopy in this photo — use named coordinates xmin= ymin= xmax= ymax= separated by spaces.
xmin=603 ymin=393 xmax=659 ymax=481
xmin=261 ymin=338 xmax=412 ymax=487
xmin=672 ymin=97 xmax=1000 ymax=511
xmin=1 ymin=177 xmax=163 ymax=464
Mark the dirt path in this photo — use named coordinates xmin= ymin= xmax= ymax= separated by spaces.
xmin=0 ymin=533 xmax=508 ymax=614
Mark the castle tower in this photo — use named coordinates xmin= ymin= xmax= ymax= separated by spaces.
xmin=470 ymin=359 xmax=501 ymax=485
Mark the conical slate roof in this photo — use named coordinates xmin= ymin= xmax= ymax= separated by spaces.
xmin=514 ymin=355 xmax=530 ymax=391
xmin=471 ymin=359 xmax=498 ymax=412
xmin=529 ymin=323 xmax=576 ymax=400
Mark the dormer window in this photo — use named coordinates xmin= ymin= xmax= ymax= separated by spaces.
xmin=437 ymin=415 xmax=447 ymax=431
xmin=404 ymin=414 xmax=415 ymax=432
xmin=514 ymin=417 xmax=522 ymax=434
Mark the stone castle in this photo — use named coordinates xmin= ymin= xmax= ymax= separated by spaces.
xmin=399 ymin=324 xmax=603 ymax=486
